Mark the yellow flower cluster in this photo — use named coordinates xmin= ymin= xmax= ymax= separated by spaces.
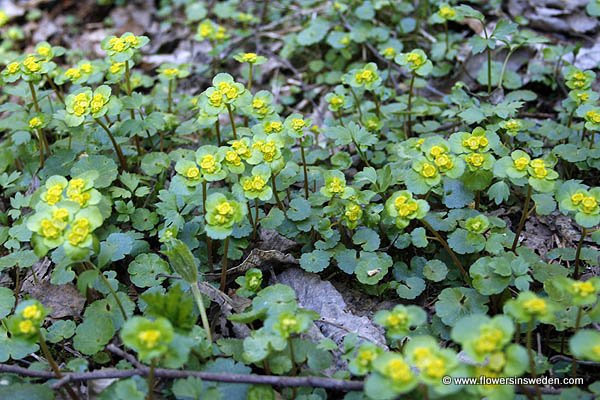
xmin=572 ymin=281 xmax=595 ymax=297
xmin=23 ymin=55 xmax=41 ymax=73
xmin=355 ymin=69 xmax=376 ymax=85
xmin=571 ymin=192 xmax=598 ymax=214
xmin=6 ymin=61 xmax=20 ymax=74
xmin=529 ymin=159 xmax=548 ymax=179
xmin=215 ymin=201 xmax=234 ymax=224
xmin=138 ymin=329 xmax=162 ymax=349
xmin=356 ymin=348 xmax=377 ymax=367
xmin=344 ymin=203 xmax=362 ymax=222
xmin=43 ymin=182 xmax=67 ymax=205
xmin=67 ymin=218 xmax=90 ymax=246
xmin=474 ymin=326 xmax=504 ymax=354
xmin=522 ymin=297 xmax=547 ymax=315
xmin=67 ymin=178 xmax=91 ymax=206
xmin=438 ymin=5 xmax=456 ymax=19
xmin=327 ymin=177 xmax=345 ymax=195
xmin=462 ymin=134 xmax=488 ymax=151
xmin=412 ymin=347 xmax=447 ymax=379
xmin=199 ymin=154 xmax=217 ymax=174
xmin=465 ymin=153 xmax=484 ymax=168
xmin=585 ymin=110 xmax=600 ymax=124
xmin=225 ymin=150 xmax=242 ymax=166
xmin=513 ymin=156 xmax=529 ymax=171
xmin=394 ymin=194 xmax=418 ymax=217
xmin=385 ymin=358 xmax=413 ymax=383
xmin=242 ymin=175 xmax=266 ymax=192
xmin=420 ymin=162 xmax=438 ymax=178
xmin=253 ymin=140 xmax=278 ymax=162
xmin=29 ymin=117 xmax=43 ymax=129
xmin=264 ymin=121 xmax=283 ymax=134
xmin=185 ymin=165 xmax=200 ymax=180
xmin=72 ymin=92 xmax=91 ymax=116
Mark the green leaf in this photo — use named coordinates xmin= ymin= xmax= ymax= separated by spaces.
xmin=356 ymin=252 xmax=392 ymax=285
xmin=98 ymin=233 xmax=135 ymax=268
xmin=73 ymin=314 xmax=115 ymax=355
xmin=297 ymin=18 xmax=330 ymax=46
xmin=46 ymin=320 xmax=76 ymax=343
xmin=172 ymin=377 xmax=203 ymax=400
xmin=141 ymin=285 xmax=198 ymax=332
xmin=70 ymin=155 xmax=118 ymax=188
xmin=0 ymin=287 xmax=15 ymax=318
xmin=423 ymin=260 xmax=448 ymax=282
xmin=352 ymin=228 xmax=380 ymax=251
xmin=300 ymin=250 xmax=331 ymax=273
xmin=410 ymin=227 xmax=428 ymax=248
xmin=0 ymin=383 xmax=55 ymax=400
xmin=435 ymin=287 xmax=489 ymax=325
xmin=128 ymin=253 xmax=170 ymax=288
xmin=287 ymin=198 xmax=312 ymax=221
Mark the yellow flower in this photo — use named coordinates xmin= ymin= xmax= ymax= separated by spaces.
xmin=406 ymin=52 xmax=425 ymax=67
xmin=523 ymin=298 xmax=547 ymax=315
xmin=340 ymin=35 xmax=351 ymax=45
xmin=124 ymin=35 xmax=140 ymax=47
xmin=328 ymin=177 xmax=345 ymax=194
xmin=413 ymin=347 xmax=432 ymax=362
xmin=394 ymin=194 xmax=408 ymax=209
xmin=109 ymin=37 xmax=126 ymax=52
xmin=385 ymin=359 xmax=413 ymax=383
xmin=355 ymin=69 xmax=376 ymax=85
xmin=198 ymin=21 xmax=214 ymax=38
xmin=163 ymin=68 xmax=179 ymax=77
xmin=386 ymin=312 xmax=407 ymax=328
xmin=434 ymin=154 xmax=452 ymax=169
xmin=585 ymin=110 xmax=600 ymax=124
xmin=200 ymin=154 xmax=217 ymax=173
xmin=240 ymin=52 xmax=257 ymax=63
xmin=532 ymin=167 xmax=548 ymax=179
xmin=329 ymin=95 xmax=344 ymax=107
xmin=52 ymin=208 xmax=70 ymax=222
xmin=23 ymin=56 xmax=41 ymax=73
xmin=474 ymin=326 xmax=504 ymax=354
xmin=65 ymin=68 xmax=81 ymax=80
xmin=40 ymin=219 xmax=61 ymax=239
xmin=576 ymin=92 xmax=589 ymax=102
xmin=398 ymin=202 xmax=418 ymax=217
xmin=382 ymin=47 xmax=396 ymax=58
xmin=109 ymin=62 xmax=125 ymax=74
xmin=90 ymin=93 xmax=106 ymax=114
xmin=80 ymin=63 xmax=92 ymax=74
xmin=252 ymin=98 xmax=265 ymax=110
xmin=513 ymin=157 xmax=529 ymax=171
xmin=208 ymin=90 xmax=223 ymax=107
xmin=421 ymin=163 xmax=437 ymax=178
xmin=138 ymin=329 xmax=161 ymax=349
xmin=22 ymin=304 xmax=42 ymax=320
xmin=216 ymin=201 xmax=233 ymax=216
xmin=430 ymin=145 xmax=445 ymax=157
xmin=581 ymin=196 xmax=597 ymax=214
xmin=37 ymin=46 xmax=51 ymax=58
xmin=6 ymin=62 xmax=20 ymax=74
xmin=260 ymin=141 xmax=277 ymax=162
xmin=225 ymin=151 xmax=242 ymax=166
xmin=29 ymin=117 xmax=43 ymax=129
xmin=344 ymin=203 xmax=362 ymax=221
xmin=68 ymin=218 xmax=91 ymax=246
xmin=466 ymin=153 xmax=484 ymax=168
xmin=572 ymin=281 xmax=595 ymax=297
xmin=291 ymin=118 xmax=306 ymax=131
xmin=438 ymin=5 xmax=456 ymax=19
xmin=44 ymin=184 xmax=64 ymax=205
xmin=251 ymin=176 xmax=266 ymax=190
xmin=265 ymin=121 xmax=283 ymax=134
xmin=571 ymin=192 xmax=585 ymax=205
xmin=185 ymin=166 xmax=200 ymax=179
xmin=356 ymin=349 xmax=376 ymax=367
xmin=529 ymin=159 xmax=545 ymax=169
xmin=232 ymin=140 xmax=252 ymax=158
xmin=593 ymin=345 xmax=600 ymax=358
xmin=19 ymin=320 xmax=35 ymax=334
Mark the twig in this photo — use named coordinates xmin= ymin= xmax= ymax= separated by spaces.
xmin=0 ymin=363 xmax=364 ymax=392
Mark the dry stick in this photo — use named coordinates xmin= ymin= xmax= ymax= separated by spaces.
xmin=421 ymin=219 xmax=470 ymax=284
xmin=220 ymin=237 xmax=230 ymax=292
xmin=37 ymin=332 xmax=80 ymax=400
xmin=0 ymin=363 xmax=365 ymax=392
xmin=94 ymin=118 xmax=127 ymax=171
xmin=511 ymin=185 xmax=532 ymax=252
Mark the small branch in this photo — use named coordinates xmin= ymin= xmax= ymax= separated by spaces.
xmin=0 ymin=364 xmax=364 ymax=392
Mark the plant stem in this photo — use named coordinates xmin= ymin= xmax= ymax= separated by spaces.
xmin=38 ymin=332 xmax=80 ymax=400
xmin=348 ymin=87 xmax=364 ymax=124
xmin=421 ymin=219 xmax=470 ymax=284
xmin=299 ymin=140 xmax=310 ymax=199
xmin=190 ymin=284 xmax=213 ymax=342
xmin=146 ymin=359 xmax=156 ymax=400
xmin=572 ymin=306 xmax=583 ymax=379
xmin=87 ymin=261 xmax=127 ymax=320
xmin=254 ymin=199 xmax=260 ymax=234
xmin=45 ymin=75 xmax=65 ymax=104
xmin=215 ymin=120 xmax=221 ymax=146
xmin=406 ymin=72 xmax=416 ymax=138
xmin=219 ymin=237 xmax=230 ymax=292
xmin=573 ymin=227 xmax=587 ymax=279
xmin=202 ymin=180 xmax=213 ymax=272
xmin=498 ymin=48 xmax=515 ymax=90
xmin=248 ymin=64 xmax=253 ymax=91
xmin=288 ymin=337 xmax=298 ymax=398
xmin=167 ymin=79 xmax=173 ymax=113
xmin=271 ymin=174 xmax=287 ymax=215
xmin=225 ymin=104 xmax=237 ymax=139
xmin=511 ymin=185 xmax=532 ymax=252
xmin=444 ymin=21 xmax=449 ymax=58
xmin=526 ymin=320 xmax=542 ymax=400
xmin=94 ymin=118 xmax=127 ymax=171
xmin=482 ymin=22 xmax=492 ymax=95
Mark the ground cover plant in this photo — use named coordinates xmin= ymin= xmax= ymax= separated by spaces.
xmin=0 ymin=0 xmax=599 ymax=398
